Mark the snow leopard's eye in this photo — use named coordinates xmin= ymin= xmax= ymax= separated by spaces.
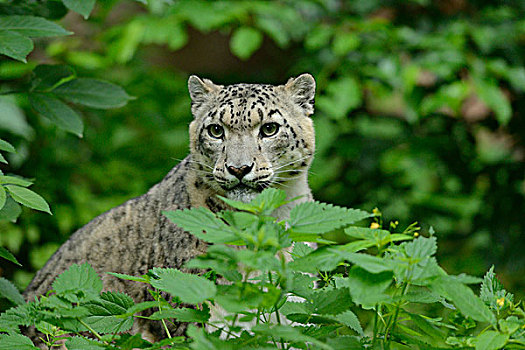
xmin=207 ymin=124 xmax=224 ymax=139
xmin=260 ymin=123 xmax=279 ymax=137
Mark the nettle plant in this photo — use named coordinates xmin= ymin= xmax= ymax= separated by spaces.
xmin=0 ymin=189 xmax=524 ymax=349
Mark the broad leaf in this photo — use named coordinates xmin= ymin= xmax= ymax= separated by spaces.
xmin=0 ymin=334 xmax=37 ymax=350
xmin=0 ymin=277 xmax=24 ymax=305
xmin=81 ymin=292 xmax=134 ymax=334
xmin=29 ymin=93 xmax=83 ymax=137
xmin=0 ymin=30 xmax=33 ymax=62
xmin=0 ymin=186 xmax=5 ymax=210
xmin=475 ymin=331 xmax=508 ymax=350
xmin=0 ymin=175 xmax=33 ymax=187
xmin=149 ymin=267 xmax=216 ymax=305
xmin=53 ymin=78 xmax=133 ymax=109
xmin=163 ymin=207 xmax=238 ymax=243
xmin=0 ymin=246 xmax=20 ymax=266
xmin=0 ymin=16 xmax=71 ymax=37
xmin=333 ymin=250 xmax=394 ymax=273
xmin=230 ymin=26 xmax=263 ymax=60
xmin=4 ymin=184 xmax=51 ymax=214
xmin=289 ymin=201 xmax=371 ymax=234
xmin=52 ymin=263 xmax=103 ymax=302
xmin=106 ymin=271 xmax=149 ymax=284
xmin=480 ymin=266 xmax=513 ymax=310
xmin=150 ymin=306 xmax=210 ymax=322
xmin=430 ymin=276 xmax=496 ymax=325
xmin=339 ymin=267 xmax=393 ymax=309
xmin=252 ymin=324 xmax=332 ymax=350
xmin=330 ymin=310 xmax=363 ymax=335
xmin=65 ymin=336 xmax=105 ymax=350
xmin=32 ymin=64 xmax=75 ymax=91
xmin=475 ymin=79 xmax=511 ymax=125
xmin=317 ymin=76 xmax=362 ymax=119
xmin=0 ymin=197 xmax=22 ymax=222
xmin=313 ymin=287 xmax=352 ymax=315
xmin=218 ymin=188 xmax=289 ymax=215
xmin=0 ymin=139 xmax=15 ymax=153
xmin=62 ymin=0 xmax=96 ymax=19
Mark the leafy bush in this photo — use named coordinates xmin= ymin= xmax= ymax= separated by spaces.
xmin=1 ymin=189 xmax=523 ymax=349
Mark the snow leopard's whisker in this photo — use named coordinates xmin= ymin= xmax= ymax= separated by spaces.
xmin=273 ymin=156 xmax=311 ymax=171
xmin=185 ymin=159 xmax=214 ymax=170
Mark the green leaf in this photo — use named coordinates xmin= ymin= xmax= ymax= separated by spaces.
xmin=403 ymin=236 xmax=437 ymax=260
xmin=333 ymin=250 xmax=394 ymax=273
xmin=0 ymin=196 xmax=22 ymax=222
xmin=0 ymin=30 xmax=33 ymax=62
xmin=163 ymin=207 xmax=238 ymax=243
xmin=122 ymin=301 xmax=161 ymax=317
xmin=219 ymin=188 xmax=289 ymax=216
xmin=106 ymin=271 xmax=149 ymax=284
xmin=0 ymin=186 xmax=5 ymax=210
xmin=0 ymin=16 xmax=71 ymax=37
xmin=53 ymin=78 xmax=133 ymax=109
xmin=253 ymin=324 xmax=332 ymax=349
xmin=475 ymin=331 xmax=508 ymax=350
xmin=479 ymin=266 xmax=513 ymax=311
xmin=230 ymin=26 xmax=263 ymax=60
xmin=32 ymin=64 xmax=75 ymax=91
xmin=4 ymin=184 xmax=51 ymax=214
xmin=0 ymin=153 xmax=6 ymax=164
xmin=475 ymin=80 xmax=511 ymax=125
xmin=289 ymin=247 xmax=344 ymax=273
xmin=331 ymin=310 xmax=363 ymax=335
xmin=317 ymin=76 xmax=362 ymax=119
xmin=332 ymin=30 xmax=360 ymax=56
xmin=29 ymin=93 xmax=84 ymax=137
xmin=430 ymin=276 xmax=496 ymax=325
xmin=0 ymin=334 xmax=37 ymax=350
xmin=149 ymin=267 xmax=216 ymax=305
xmin=312 ymin=287 xmax=352 ymax=315
xmin=0 ymin=139 xmax=15 ymax=153
xmin=52 ymin=263 xmax=103 ymax=301
xmin=0 ymin=246 xmax=20 ymax=266
xmin=62 ymin=0 xmax=96 ymax=19
xmin=406 ymin=312 xmax=447 ymax=341
xmin=81 ymin=292 xmax=134 ymax=334
xmin=0 ymin=277 xmax=24 ymax=305
xmin=339 ymin=267 xmax=393 ymax=309
xmin=291 ymin=242 xmax=314 ymax=259
xmin=0 ymin=303 xmax=37 ymax=331
xmin=0 ymin=175 xmax=32 ymax=187
xmin=289 ymin=201 xmax=371 ymax=234
xmin=304 ymin=24 xmax=333 ymax=50
xmin=150 ymin=306 xmax=210 ymax=323
xmin=65 ymin=336 xmax=105 ymax=350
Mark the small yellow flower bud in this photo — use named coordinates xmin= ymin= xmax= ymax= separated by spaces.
xmin=414 ymin=232 xmax=419 ymax=237
xmin=496 ymin=297 xmax=505 ymax=307
xmin=372 ymin=208 xmax=380 ymax=215
xmin=370 ymin=222 xmax=380 ymax=229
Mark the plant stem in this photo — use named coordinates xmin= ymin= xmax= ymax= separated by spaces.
xmin=372 ymin=303 xmax=379 ymax=346
xmin=161 ymin=318 xmax=172 ymax=338
xmin=77 ymin=318 xmax=105 ymax=343
xmin=384 ymin=282 xmax=409 ymax=346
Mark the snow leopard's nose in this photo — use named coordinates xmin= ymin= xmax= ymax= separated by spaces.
xmin=227 ymin=163 xmax=253 ymax=180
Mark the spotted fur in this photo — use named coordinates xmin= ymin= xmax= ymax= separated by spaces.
xmin=24 ymin=74 xmax=316 ymax=343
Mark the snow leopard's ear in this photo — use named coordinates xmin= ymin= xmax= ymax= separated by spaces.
xmin=284 ymin=73 xmax=316 ymax=116
xmin=188 ymin=75 xmax=221 ymax=116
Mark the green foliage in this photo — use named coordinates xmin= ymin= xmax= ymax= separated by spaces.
xmin=2 ymin=189 xmax=524 ymax=349
xmin=0 ymin=0 xmax=524 ymax=346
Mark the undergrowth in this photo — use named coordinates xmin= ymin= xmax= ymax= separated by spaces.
xmin=0 ymin=189 xmax=523 ymax=349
